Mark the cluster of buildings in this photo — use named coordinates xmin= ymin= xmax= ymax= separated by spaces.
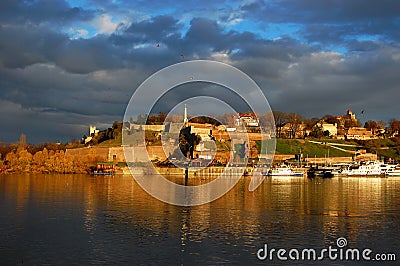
xmin=79 ymin=107 xmax=396 ymax=164
xmin=122 ymin=108 xmax=386 ymax=153
xmin=120 ymin=105 xmax=269 ymax=163
xmin=235 ymin=112 xmax=260 ymax=128
xmin=89 ymin=108 xmax=386 ymax=150
xmin=281 ymin=110 xmax=379 ymax=140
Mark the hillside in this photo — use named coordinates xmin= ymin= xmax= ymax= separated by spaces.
xmin=87 ymin=120 xmax=400 ymax=161
xmin=255 ymin=139 xmax=353 ymax=157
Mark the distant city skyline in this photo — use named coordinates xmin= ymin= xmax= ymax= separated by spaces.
xmin=0 ymin=0 xmax=399 ymax=143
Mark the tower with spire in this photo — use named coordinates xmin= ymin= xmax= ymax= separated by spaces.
xmin=183 ymin=104 xmax=188 ymax=124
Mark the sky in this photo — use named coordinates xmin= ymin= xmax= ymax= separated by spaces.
xmin=0 ymin=0 xmax=399 ymax=143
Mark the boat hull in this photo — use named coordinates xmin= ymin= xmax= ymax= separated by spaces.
xmin=265 ymin=170 xmax=304 ymax=177
xmin=94 ymin=171 xmax=115 ymax=175
xmin=387 ymin=172 xmax=400 ymax=176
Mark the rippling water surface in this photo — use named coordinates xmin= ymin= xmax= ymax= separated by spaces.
xmin=0 ymin=174 xmax=399 ymax=265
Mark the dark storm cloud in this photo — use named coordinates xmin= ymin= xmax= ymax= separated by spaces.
xmin=298 ymin=22 xmax=400 ymax=46
xmin=0 ymin=0 xmax=94 ymax=25
xmin=0 ymin=25 xmax=120 ymax=73
xmin=149 ymin=83 xmax=252 ymax=114
xmin=0 ymin=11 xmax=311 ymax=73
xmin=0 ymin=62 xmax=141 ymax=142
xmin=259 ymin=46 xmax=400 ymax=122
xmin=0 ymin=63 xmax=142 ymax=115
xmin=241 ymin=0 xmax=400 ymax=43
xmin=111 ymin=16 xmax=311 ymax=71
xmin=231 ymin=36 xmax=317 ymax=62
xmin=154 ymin=17 xmax=314 ymax=62
xmin=110 ymin=15 xmax=182 ymax=47
xmin=0 ymin=0 xmax=399 ymax=143
xmin=54 ymin=36 xmax=125 ymax=73
xmin=242 ymin=0 xmax=400 ymax=23
xmin=345 ymin=40 xmax=382 ymax=53
xmin=0 ymin=24 xmax=66 ymax=68
xmin=184 ymin=18 xmax=222 ymax=46
xmin=0 ymin=99 xmax=117 ymax=143
xmin=85 ymin=0 xmax=237 ymax=16
xmin=125 ymin=15 xmax=182 ymax=41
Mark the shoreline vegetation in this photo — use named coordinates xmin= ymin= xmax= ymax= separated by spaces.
xmin=1 ymin=137 xmax=399 ymax=175
xmin=0 ymin=134 xmax=104 ymax=174
xmin=1 ymin=112 xmax=400 ymax=174
xmin=1 ymin=147 xmax=103 ymax=174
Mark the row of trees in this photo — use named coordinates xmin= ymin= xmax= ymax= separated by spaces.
xmin=0 ymin=134 xmax=101 ymax=173
xmin=365 ymin=119 xmax=400 ymax=135
xmin=258 ymin=111 xmax=399 ymax=139
xmin=0 ymin=139 xmax=66 ymax=160
xmin=4 ymin=147 xmax=101 ymax=173
xmin=130 ymin=111 xmax=400 ymax=139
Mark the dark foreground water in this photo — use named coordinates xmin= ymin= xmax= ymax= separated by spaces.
xmin=0 ymin=174 xmax=399 ymax=265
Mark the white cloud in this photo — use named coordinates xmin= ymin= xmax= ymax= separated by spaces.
xmin=92 ymin=14 xmax=120 ymax=34
xmin=224 ymin=11 xmax=244 ymax=26
xmin=210 ymin=51 xmax=232 ymax=64
xmin=76 ymin=29 xmax=89 ymax=36
xmin=66 ymin=28 xmax=89 ymax=39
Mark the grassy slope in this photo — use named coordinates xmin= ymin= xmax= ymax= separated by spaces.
xmin=364 ymin=138 xmax=399 ymax=160
xmin=94 ymin=131 xmax=400 ymax=160
xmin=316 ymin=138 xmax=359 ymax=145
xmin=97 ymin=136 xmax=356 ymax=157
xmin=256 ymin=139 xmax=353 ymax=157
xmin=97 ymin=135 xmax=122 ymax=146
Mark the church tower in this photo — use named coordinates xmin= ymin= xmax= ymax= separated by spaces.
xmin=183 ymin=104 xmax=188 ymax=124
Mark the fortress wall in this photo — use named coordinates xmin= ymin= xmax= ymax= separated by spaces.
xmin=65 ymin=147 xmax=109 ymax=161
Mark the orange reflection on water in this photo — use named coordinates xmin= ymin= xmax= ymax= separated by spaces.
xmin=2 ymin=173 xmax=400 ymax=255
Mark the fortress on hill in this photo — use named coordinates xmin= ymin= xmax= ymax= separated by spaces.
xmin=68 ymin=107 xmax=381 ymax=166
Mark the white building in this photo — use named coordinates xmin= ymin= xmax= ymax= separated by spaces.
xmin=89 ymin=126 xmax=99 ymax=136
xmin=238 ymin=112 xmax=259 ymax=127
xmin=318 ymin=122 xmax=338 ymax=136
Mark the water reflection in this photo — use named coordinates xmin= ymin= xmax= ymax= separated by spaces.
xmin=0 ymin=174 xmax=399 ymax=264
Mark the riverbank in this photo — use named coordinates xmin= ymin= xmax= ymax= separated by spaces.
xmin=2 ymin=137 xmax=398 ymax=175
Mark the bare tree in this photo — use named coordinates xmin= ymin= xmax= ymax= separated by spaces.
xmin=217 ymin=113 xmax=236 ymax=127
xmin=259 ymin=111 xmax=275 ymax=134
xmin=364 ymin=120 xmax=379 ymax=134
xmin=17 ymin=133 xmax=27 ymax=152
xmin=389 ymin=119 xmax=400 ymax=134
xmin=344 ymin=119 xmax=361 ymax=128
xmin=272 ymin=111 xmax=289 ymax=138
xmin=377 ymin=120 xmax=386 ymax=130
xmin=287 ymin=113 xmax=305 ymax=139
xmin=323 ymin=114 xmax=339 ymax=125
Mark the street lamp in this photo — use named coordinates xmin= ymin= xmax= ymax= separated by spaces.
xmin=299 ymin=148 xmax=302 ymax=168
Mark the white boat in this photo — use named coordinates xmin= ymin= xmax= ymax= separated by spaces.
xmin=379 ymin=163 xmax=396 ymax=175
xmin=265 ymin=165 xmax=304 ymax=176
xmin=329 ymin=164 xmax=351 ymax=176
xmin=387 ymin=165 xmax=400 ymax=176
xmin=341 ymin=161 xmax=383 ymax=176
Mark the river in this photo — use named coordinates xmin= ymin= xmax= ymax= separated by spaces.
xmin=0 ymin=174 xmax=399 ymax=265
